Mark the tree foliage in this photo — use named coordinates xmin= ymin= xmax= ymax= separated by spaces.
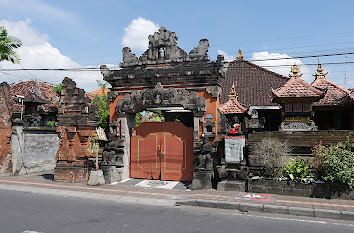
xmin=52 ymin=84 xmax=62 ymax=95
xmin=0 ymin=26 xmax=22 ymax=63
xmin=92 ymin=80 xmax=110 ymax=129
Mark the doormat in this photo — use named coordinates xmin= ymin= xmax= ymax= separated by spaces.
xmin=135 ymin=180 xmax=179 ymax=189
xmin=235 ymin=193 xmax=271 ymax=202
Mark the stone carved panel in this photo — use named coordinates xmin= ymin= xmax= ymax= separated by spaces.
xmin=225 ymin=136 xmax=245 ymax=163
xmin=116 ymin=83 xmax=206 ymax=114
xmin=139 ymin=26 xmax=188 ymax=64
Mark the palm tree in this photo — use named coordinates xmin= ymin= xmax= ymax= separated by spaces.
xmin=0 ymin=26 xmax=22 ymax=63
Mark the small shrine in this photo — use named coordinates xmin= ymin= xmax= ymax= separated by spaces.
xmin=272 ymin=63 xmax=324 ymax=131
xmin=311 ymin=58 xmax=353 ymax=129
xmin=22 ymin=88 xmax=46 ymax=127
xmin=218 ymin=82 xmax=248 ymax=165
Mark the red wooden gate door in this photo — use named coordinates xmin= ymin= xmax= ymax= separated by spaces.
xmin=130 ymin=122 xmax=193 ymax=181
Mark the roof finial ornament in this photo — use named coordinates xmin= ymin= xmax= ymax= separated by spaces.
xmin=237 ymin=49 xmax=243 ymax=60
xmin=289 ymin=63 xmax=303 ymax=78
xmin=313 ymin=57 xmax=328 ymax=79
xmin=228 ymin=81 xmax=238 ymax=100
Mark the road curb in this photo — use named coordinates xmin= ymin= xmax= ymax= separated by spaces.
xmin=176 ymin=199 xmax=354 ymax=221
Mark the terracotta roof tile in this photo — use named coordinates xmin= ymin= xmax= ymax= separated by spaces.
xmin=220 ymin=59 xmax=289 ymax=106
xmin=88 ymin=88 xmax=109 ymax=97
xmin=338 ymin=90 xmax=354 ymax=105
xmin=272 ymin=78 xmax=324 ymax=99
xmin=9 ymin=80 xmax=59 ymax=113
xmin=218 ymin=99 xmax=248 ymax=114
xmin=311 ymin=78 xmax=350 ymax=106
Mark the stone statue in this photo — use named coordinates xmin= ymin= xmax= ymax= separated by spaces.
xmin=121 ymin=47 xmax=139 ymax=67
xmin=195 ymin=137 xmax=213 ymax=170
xmin=189 ymin=39 xmax=210 ymax=61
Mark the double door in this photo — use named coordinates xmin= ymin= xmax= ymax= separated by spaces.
xmin=130 ymin=122 xmax=193 ymax=181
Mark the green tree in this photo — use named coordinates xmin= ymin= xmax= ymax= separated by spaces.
xmin=52 ymin=84 xmax=62 ymax=95
xmin=92 ymin=80 xmax=110 ymax=129
xmin=0 ymin=26 xmax=22 ymax=63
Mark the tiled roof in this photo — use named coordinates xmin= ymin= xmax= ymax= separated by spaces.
xmin=272 ymin=77 xmax=324 ymax=99
xmin=9 ymin=80 xmax=59 ymax=113
xmin=311 ymin=78 xmax=350 ymax=107
xmin=218 ymin=99 xmax=248 ymax=114
xmin=220 ymin=59 xmax=289 ymax=106
xmin=338 ymin=90 xmax=354 ymax=106
xmin=88 ymin=88 xmax=109 ymax=97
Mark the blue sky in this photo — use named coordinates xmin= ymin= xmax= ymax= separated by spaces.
xmin=0 ymin=0 xmax=353 ymax=91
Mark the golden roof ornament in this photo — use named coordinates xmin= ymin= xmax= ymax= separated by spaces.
xmin=237 ymin=49 xmax=243 ymax=59
xmin=228 ymin=81 xmax=238 ymax=100
xmin=289 ymin=63 xmax=303 ymax=78
xmin=313 ymin=57 xmax=328 ymax=79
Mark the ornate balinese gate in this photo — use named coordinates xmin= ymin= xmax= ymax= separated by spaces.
xmin=130 ymin=122 xmax=193 ymax=181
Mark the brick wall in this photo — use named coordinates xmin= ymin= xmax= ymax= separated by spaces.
xmin=54 ymin=78 xmax=99 ymax=182
xmin=0 ymin=82 xmax=12 ymax=174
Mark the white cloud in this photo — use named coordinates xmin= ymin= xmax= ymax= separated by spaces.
xmin=217 ymin=49 xmax=234 ymax=62
xmin=250 ymin=51 xmax=312 ymax=82
xmin=0 ymin=0 xmax=77 ymax=24
xmin=0 ymin=19 xmax=101 ymax=91
xmin=122 ymin=17 xmax=159 ymax=52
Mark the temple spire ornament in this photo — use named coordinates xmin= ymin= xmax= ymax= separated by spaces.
xmin=289 ymin=63 xmax=303 ymax=78
xmin=313 ymin=57 xmax=328 ymax=79
xmin=237 ymin=49 xmax=243 ymax=59
xmin=228 ymin=81 xmax=238 ymax=100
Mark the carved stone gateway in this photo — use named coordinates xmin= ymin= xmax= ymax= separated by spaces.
xmin=101 ymin=26 xmax=225 ymax=188
xmin=116 ymin=83 xmax=206 ymax=114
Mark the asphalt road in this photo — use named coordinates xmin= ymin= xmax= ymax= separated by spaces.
xmin=0 ymin=189 xmax=353 ymax=233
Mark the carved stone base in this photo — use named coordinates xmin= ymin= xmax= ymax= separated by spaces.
xmin=54 ymin=160 xmax=93 ymax=183
xmin=217 ymin=180 xmax=246 ymax=192
xmin=192 ymin=170 xmax=213 ymax=190
xmin=280 ymin=121 xmax=318 ymax=131
xmin=87 ymin=170 xmax=105 ymax=186
xmin=101 ymin=165 xmax=121 ymax=184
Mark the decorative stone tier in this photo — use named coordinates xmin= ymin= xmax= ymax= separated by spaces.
xmin=101 ymin=60 xmax=226 ymax=96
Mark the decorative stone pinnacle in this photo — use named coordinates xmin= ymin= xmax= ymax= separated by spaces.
xmin=228 ymin=81 xmax=238 ymax=100
xmin=237 ymin=49 xmax=243 ymax=59
xmin=313 ymin=57 xmax=328 ymax=79
xmin=289 ymin=63 xmax=303 ymax=78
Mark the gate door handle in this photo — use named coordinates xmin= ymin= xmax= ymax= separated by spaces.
xmin=160 ymin=145 xmax=166 ymax=158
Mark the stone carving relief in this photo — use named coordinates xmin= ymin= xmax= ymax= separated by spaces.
xmin=116 ymin=83 xmax=206 ymax=114
xmin=189 ymin=39 xmax=210 ymax=61
xmin=120 ymin=47 xmax=139 ymax=67
xmin=139 ymin=26 xmax=187 ymax=64
xmin=205 ymin=86 xmax=222 ymax=98
xmin=101 ymin=139 xmax=124 ymax=167
xmin=280 ymin=122 xmax=318 ymax=131
xmin=119 ymin=26 xmax=211 ymax=67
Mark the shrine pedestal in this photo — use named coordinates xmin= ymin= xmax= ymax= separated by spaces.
xmin=192 ymin=170 xmax=213 ymax=190
xmin=217 ymin=180 xmax=246 ymax=192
